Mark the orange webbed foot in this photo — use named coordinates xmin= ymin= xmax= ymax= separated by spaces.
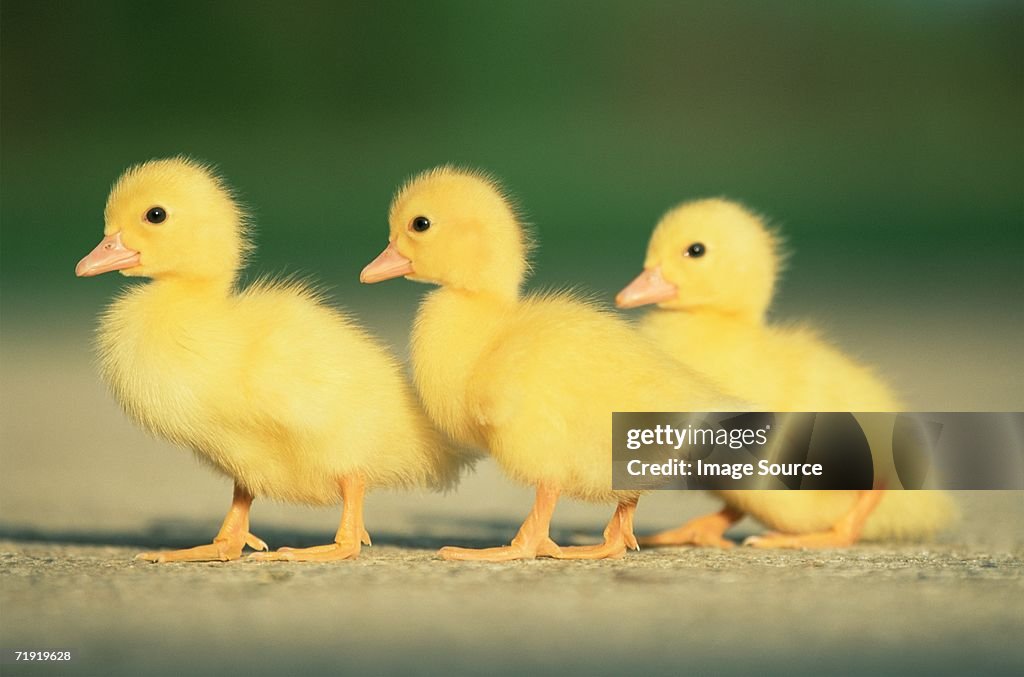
xmin=638 ymin=523 xmax=735 ymax=549
xmin=440 ymin=483 xmax=564 ymax=562
xmin=136 ymin=531 xmax=266 ymax=563
xmin=556 ymin=499 xmax=639 ymax=560
xmin=555 ymin=542 xmax=629 ymax=560
xmin=251 ymin=474 xmax=369 ymax=562
xmin=743 ymin=529 xmax=856 ymax=549
xmin=743 ymin=490 xmax=883 ymax=550
xmin=439 ymin=536 xmax=562 ymax=562
xmin=250 ymin=537 xmax=364 ymax=562
xmin=638 ymin=507 xmax=740 ymax=549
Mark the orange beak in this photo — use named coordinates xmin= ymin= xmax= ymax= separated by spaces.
xmin=76 ymin=232 xmax=141 ymax=277
xmin=360 ymin=240 xmax=414 ymax=284
xmin=615 ymin=267 xmax=678 ymax=309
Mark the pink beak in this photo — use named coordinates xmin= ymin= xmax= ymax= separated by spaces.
xmin=76 ymin=232 xmax=141 ymax=277
xmin=615 ymin=267 xmax=678 ymax=309
xmin=360 ymin=240 xmax=414 ymax=283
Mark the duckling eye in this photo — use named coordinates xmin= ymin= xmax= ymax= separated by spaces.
xmin=685 ymin=243 xmax=706 ymax=258
xmin=410 ymin=216 xmax=431 ymax=233
xmin=145 ymin=207 xmax=167 ymax=224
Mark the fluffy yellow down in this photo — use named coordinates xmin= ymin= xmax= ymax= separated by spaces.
xmin=390 ymin=167 xmax=743 ymax=503
xmin=95 ymin=157 xmax=463 ymax=505
xmin=634 ymin=198 xmax=955 ymax=539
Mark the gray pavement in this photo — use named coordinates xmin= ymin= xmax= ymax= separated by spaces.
xmin=2 ymin=489 xmax=1022 ymax=676
xmin=2 ymin=332 xmax=1023 ymax=676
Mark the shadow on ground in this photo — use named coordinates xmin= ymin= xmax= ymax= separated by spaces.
xmin=0 ymin=516 xmax=697 ymax=552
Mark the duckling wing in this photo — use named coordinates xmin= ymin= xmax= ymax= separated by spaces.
xmin=470 ymin=293 xmax=738 ymax=436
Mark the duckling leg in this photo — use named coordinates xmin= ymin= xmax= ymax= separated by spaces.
xmin=556 ymin=498 xmax=640 ymax=560
xmin=439 ymin=483 xmax=563 ymax=561
xmin=251 ymin=474 xmax=369 ymax=562
xmin=637 ymin=506 xmax=742 ymax=549
xmin=744 ymin=489 xmax=885 ymax=549
xmin=136 ymin=484 xmax=267 ymax=563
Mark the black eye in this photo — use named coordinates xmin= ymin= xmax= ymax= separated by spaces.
xmin=685 ymin=242 xmax=706 ymax=258
xmin=145 ymin=207 xmax=167 ymax=224
xmin=410 ymin=216 xmax=431 ymax=232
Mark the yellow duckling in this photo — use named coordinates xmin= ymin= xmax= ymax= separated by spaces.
xmin=76 ymin=157 xmax=462 ymax=563
xmin=361 ymin=167 xmax=743 ymax=561
xmin=617 ymin=198 xmax=955 ymax=548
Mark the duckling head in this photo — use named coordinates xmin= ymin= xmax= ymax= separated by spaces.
xmin=616 ymin=198 xmax=782 ymax=322
xmin=361 ymin=166 xmax=531 ymax=298
xmin=76 ymin=157 xmax=250 ymax=285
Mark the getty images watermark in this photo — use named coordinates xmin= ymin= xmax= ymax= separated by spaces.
xmin=612 ymin=412 xmax=1024 ymax=490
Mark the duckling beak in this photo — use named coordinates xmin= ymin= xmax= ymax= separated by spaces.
xmin=615 ymin=267 xmax=678 ymax=308
xmin=76 ymin=232 xmax=141 ymax=277
xmin=360 ymin=240 xmax=413 ymax=284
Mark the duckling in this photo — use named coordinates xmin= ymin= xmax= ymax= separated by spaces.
xmin=360 ymin=167 xmax=743 ymax=561
xmin=76 ymin=157 xmax=462 ymax=562
xmin=617 ymin=198 xmax=954 ymax=549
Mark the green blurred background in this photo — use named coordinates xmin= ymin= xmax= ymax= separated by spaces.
xmin=2 ymin=0 xmax=1022 ymax=332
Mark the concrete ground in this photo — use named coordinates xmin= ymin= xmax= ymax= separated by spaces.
xmin=2 ymin=324 xmax=1023 ymax=676
xmin=3 ymin=483 xmax=1022 ymax=676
